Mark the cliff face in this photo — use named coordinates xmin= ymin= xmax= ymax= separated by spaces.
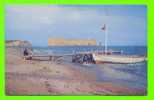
xmin=48 ymin=38 xmax=97 ymax=46
xmin=6 ymin=40 xmax=32 ymax=47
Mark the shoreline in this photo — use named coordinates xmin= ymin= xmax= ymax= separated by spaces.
xmin=6 ymin=47 xmax=146 ymax=95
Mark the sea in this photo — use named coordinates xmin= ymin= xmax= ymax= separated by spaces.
xmin=32 ymin=46 xmax=147 ymax=89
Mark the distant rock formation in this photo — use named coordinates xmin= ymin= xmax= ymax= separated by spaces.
xmin=48 ymin=38 xmax=97 ymax=46
xmin=6 ymin=40 xmax=32 ymax=47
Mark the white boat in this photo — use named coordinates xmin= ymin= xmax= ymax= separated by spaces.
xmin=97 ymin=17 xmax=147 ymax=64
xmin=92 ymin=53 xmax=146 ymax=64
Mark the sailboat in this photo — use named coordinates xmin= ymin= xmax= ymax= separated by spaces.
xmin=92 ymin=53 xmax=146 ymax=64
xmin=91 ymin=24 xmax=146 ymax=64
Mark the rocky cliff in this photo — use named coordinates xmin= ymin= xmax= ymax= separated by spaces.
xmin=48 ymin=38 xmax=97 ymax=46
xmin=6 ymin=40 xmax=32 ymax=47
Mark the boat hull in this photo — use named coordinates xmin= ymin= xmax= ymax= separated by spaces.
xmin=92 ymin=53 xmax=146 ymax=64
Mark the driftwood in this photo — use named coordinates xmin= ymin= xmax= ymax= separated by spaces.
xmin=23 ymin=55 xmax=63 ymax=62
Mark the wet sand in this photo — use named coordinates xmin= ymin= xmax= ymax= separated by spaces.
xmin=6 ymin=48 xmax=146 ymax=95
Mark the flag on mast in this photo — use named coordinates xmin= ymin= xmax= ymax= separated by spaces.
xmin=101 ymin=24 xmax=107 ymax=54
xmin=101 ymin=24 xmax=106 ymax=31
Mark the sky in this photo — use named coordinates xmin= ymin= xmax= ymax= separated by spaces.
xmin=5 ymin=5 xmax=147 ymax=46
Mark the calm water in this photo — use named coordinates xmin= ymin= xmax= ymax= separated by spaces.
xmin=33 ymin=46 xmax=147 ymax=89
xmin=33 ymin=46 xmax=146 ymax=55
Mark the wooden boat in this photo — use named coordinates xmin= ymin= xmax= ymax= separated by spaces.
xmin=92 ymin=53 xmax=146 ymax=64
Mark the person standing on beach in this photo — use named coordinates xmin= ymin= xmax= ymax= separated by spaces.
xmin=23 ymin=48 xmax=33 ymax=60
xmin=23 ymin=48 xmax=29 ymax=56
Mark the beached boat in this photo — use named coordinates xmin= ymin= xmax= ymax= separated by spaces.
xmin=93 ymin=22 xmax=147 ymax=64
xmin=92 ymin=53 xmax=146 ymax=64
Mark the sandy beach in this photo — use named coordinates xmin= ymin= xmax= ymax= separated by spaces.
xmin=6 ymin=47 xmax=146 ymax=95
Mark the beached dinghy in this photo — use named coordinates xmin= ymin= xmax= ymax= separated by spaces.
xmin=92 ymin=53 xmax=146 ymax=64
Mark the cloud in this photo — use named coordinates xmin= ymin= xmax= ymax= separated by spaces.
xmin=5 ymin=5 xmax=147 ymax=46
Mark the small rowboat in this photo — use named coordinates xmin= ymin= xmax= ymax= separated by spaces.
xmin=92 ymin=53 xmax=146 ymax=64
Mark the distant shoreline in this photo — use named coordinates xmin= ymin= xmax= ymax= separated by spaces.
xmin=48 ymin=38 xmax=97 ymax=46
xmin=5 ymin=40 xmax=147 ymax=47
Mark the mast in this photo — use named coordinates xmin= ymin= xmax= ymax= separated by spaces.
xmin=104 ymin=7 xmax=108 ymax=54
xmin=100 ymin=8 xmax=109 ymax=54
xmin=104 ymin=24 xmax=107 ymax=54
xmin=102 ymin=24 xmax=107 ymax=54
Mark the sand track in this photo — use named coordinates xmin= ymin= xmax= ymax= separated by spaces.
xmin=6 ymin=48 xmax=146 ymax=95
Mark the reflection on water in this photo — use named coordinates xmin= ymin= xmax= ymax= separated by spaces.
xmin=76 ymin=62 xmax=147 ymax=89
